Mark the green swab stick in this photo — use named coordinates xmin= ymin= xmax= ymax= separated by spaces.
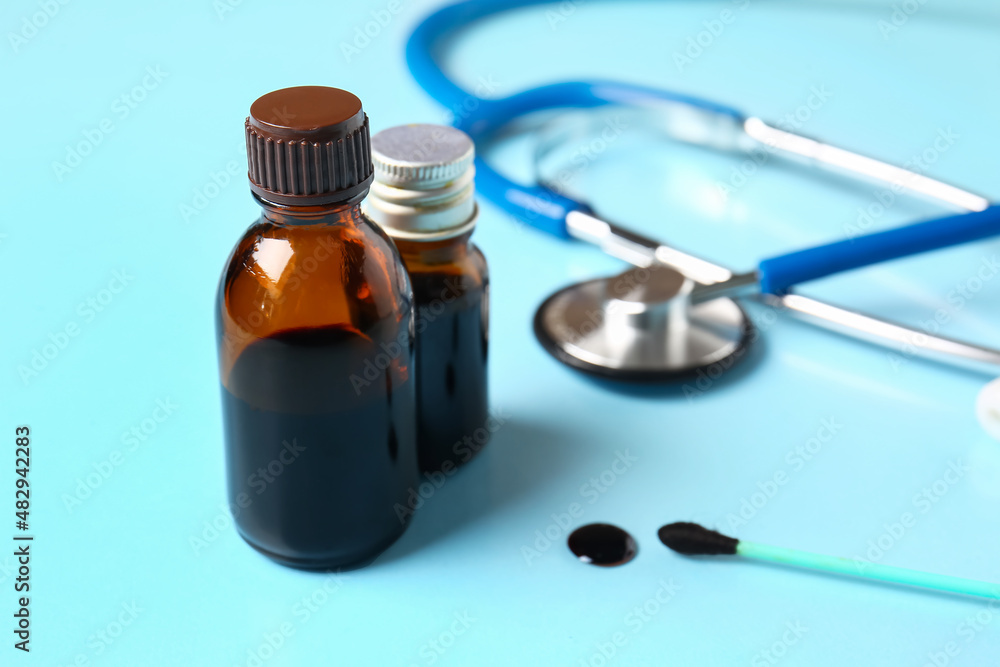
xmin=658 ymin=522 xmax=1000 ymax=600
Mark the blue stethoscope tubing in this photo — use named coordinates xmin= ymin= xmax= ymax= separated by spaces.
xmin=407 ymin=0 xmax=745 ymax=241
xmin=406 ymin=0 xmax=1000 ymax=298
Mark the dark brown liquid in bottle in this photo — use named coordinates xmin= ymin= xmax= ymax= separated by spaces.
xmin=398 ymin=240 xmax=489 ymax=473
xmin=218 ymin=208 xmax=418 ymax=571
xmin=567 ymin=523 xmax=638 ymax=567
xmin=221 ymin=324 xmax=415 ymax=570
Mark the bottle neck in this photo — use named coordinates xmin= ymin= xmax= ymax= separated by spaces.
xmin=254 ymin=192 xmax=367 ymax=226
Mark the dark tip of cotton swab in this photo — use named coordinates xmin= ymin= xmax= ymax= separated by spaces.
xmin=657 ymin=522 xmax=739 ymax=556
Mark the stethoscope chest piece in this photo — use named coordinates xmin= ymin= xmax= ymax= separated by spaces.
xmin=533 ymin=264 xmax=753 ymax=381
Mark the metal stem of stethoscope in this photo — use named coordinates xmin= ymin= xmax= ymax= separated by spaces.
xmin=555 ymin=123 xmax=1000 ymax=379
xmin=742 ymin=119 xmax=989 ymax=212
xmin=552 ymin=114 xmax=1000 ymax=376
xmin=538 ymin=112 xmax=1000 ymax=377
xmin=564 ymin=201 xmax=1000 ymax=376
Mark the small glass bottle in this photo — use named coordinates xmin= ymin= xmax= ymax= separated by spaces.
xmin=216 ymin=87 xmax=418 ymax=570
xmin=363 ymin=124 xmax=489 ymax=473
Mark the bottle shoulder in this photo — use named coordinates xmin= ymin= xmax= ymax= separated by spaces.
xmin=404 ymin=245 xmax=488 ymax=305
xmin=218 ymin=215 xmax=413 ymax=337
xmin=223 ymin=215 xmax=406 ymax=279
xmin=225 ymin=216 xmax=401 ymax=264
xmin=470 ymin=242 xmax=489 ymax=280
xmin=395 ymin=236 xmax=488 ymax=277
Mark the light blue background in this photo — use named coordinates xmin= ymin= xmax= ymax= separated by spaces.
xmin=4 ymin=0 xmax=1000 ymax=665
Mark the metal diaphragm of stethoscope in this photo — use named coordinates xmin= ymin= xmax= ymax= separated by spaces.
xmin=406 ymin=0 xmax=1000 ymax=385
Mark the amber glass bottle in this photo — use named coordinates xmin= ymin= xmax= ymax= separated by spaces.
xmin=217 ymin=87 xmax=417 ymax=570
xmin=364 ymin=124 xmax=489 ymax=474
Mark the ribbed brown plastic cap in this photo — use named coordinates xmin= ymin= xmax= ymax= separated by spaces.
xmin=245 ymin=86 xmax=374 ymax=205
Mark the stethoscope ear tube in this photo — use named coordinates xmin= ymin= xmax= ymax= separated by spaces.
xmin=758 ymin=205 xmax=1000 ymax=295
xmin=440 ymin=75 xmax=744 ymax=241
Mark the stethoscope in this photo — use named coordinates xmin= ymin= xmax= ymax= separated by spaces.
xmin=406 ymin=0 xmax=1000 ymax=385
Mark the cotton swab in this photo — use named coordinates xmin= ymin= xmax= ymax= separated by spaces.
xmin=657 ymin=522 xmax=999 ymax=600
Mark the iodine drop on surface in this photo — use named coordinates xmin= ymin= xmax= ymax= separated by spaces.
xmin=567 ymin=523 xmax=638 ymax=567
